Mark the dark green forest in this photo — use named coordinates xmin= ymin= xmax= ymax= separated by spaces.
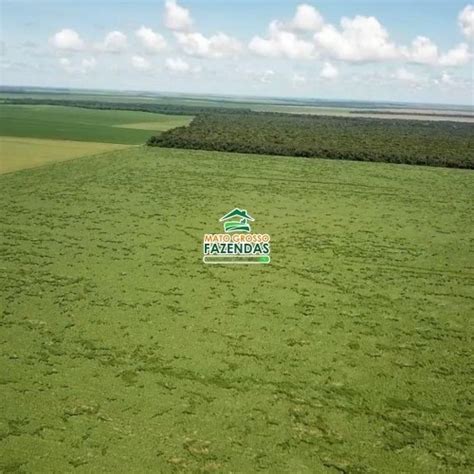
xmin=3 ymin=98 xmax=473 ymax=168
xmin=148 ymin=112 xmax=474 ymax=169
xmin=1 ymin=98 xmax=250 ymax=116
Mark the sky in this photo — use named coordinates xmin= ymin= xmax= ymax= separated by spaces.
xmin=1 ymin=0 xmax=473 ymax=105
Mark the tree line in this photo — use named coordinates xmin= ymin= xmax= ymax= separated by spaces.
xmin=148 ymin=111 xmax=474 ymax=169
xmin=1 ymin=98 xmax=251 ymax=116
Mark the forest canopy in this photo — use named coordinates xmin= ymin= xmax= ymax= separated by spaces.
xmin=1 ymin=98 xmax=251 ymax=116
xmin=148 ymin=112 xmax=474 ymax=169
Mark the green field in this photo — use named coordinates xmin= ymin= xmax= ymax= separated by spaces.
xmin=0 ymin=137 xmax=128 ymax=174
xmin=1 ymin=146 xmax=472 ymax=472
xmin=0 ymin=105 xmax=193 ymax=145
xmin=0 ymin=104 xmax=193 ymax=173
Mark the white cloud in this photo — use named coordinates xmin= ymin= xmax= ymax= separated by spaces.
xmin=291 ymin=72 xmax=307 ymax=86
xmin=403 ymin=36 xmax=438 ymax=65
xmin=434 ymin=71 xmax=470 ymax=89
xmin=440 ymin=71 xmax=456 ymax=86
xmin=99 ymin=31 xmax=127 ymax=53
xmin=290 ymin=4 xmax=324 ymax=31
xmin=50 ymin=29 xmax=85 ymax=52
xmin=459 ymin=4 xmax=474 ymax=38
xmin=59 ymin=57 xmax=96 ymax=74
xmin=439 ymin=43 xmax=472 ymax=66
xmin=136 ymin=26 xmax=166 ymax=53
xmin=165 ymin=0 xmax=193 ymax=31
xmin=314 ymin=15 xmax=399 ymax=62
xmin=320 ymin=62 xmax=338 ymax=79
xmin=166 ymin=0 xmax=241 ymax=60
xmin=131 ymin=55 xmax=151 ymax=71
xmin=165 ymin=56 xmax=191 ymax=73
xmin=249 ymin=21 xmax=315 ymax=59
xmin=403 ymin=37 xmax=472 ymax=66
xmin=389 ymin=68 xmax=427 ymax=89
xmin=174 ymin=31 xmax=242 ymax=58
xmin=395 ymin=67 xmax=418 ymax=83
xmin=239 ymin=68 xmax=275 ymax=84
xmin=249 ymin=7 xmax=471 ymax=69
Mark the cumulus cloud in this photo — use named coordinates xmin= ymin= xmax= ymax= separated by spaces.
xmin=47 ymin=1 xmax=473 ymax=92
xmin=59 ymin=57 xmax=96 ymax=74
xmin=439 ymin=43 xmax=472 ymax=66
xmin=50 ymin=29 xmax=85 ymax=52
xmin=136 ymin=26 xmax=166 ymax=53
xmin=164 ymin=0 xmax=240 ymax=59
xmin=320 ymin=62 xmax=338 ymax=79
xmin=459 ymin=4 xmax=474 ymax=38
xmin=165 ymin=0 xmax=193 ymax=31
xmin=131 ymin=55 xmax=151 ymax=71
xmin=402 ymin=36 xmax=438 ymax=64
xmin=403 ymin=37 xmax=472 ymax=66
xmin=249 ymin=6 xmax=471 ymax=68
xmin=174 ymin=31 xmax=242 ymax=58
xmin=249 ymin=21 xmax=315 ymax=59
xmin=99 ymin=31 xmax=127 ymax=53
xmin=165 ymin=56 xmax=191 ymax=73
xmin=314 ymin=16 xmax=399 ymax=62
xmin=290 ymin=4 xmax=324 ymax=31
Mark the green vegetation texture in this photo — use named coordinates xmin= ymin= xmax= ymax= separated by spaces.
xmin=149 ymin=112 xmax=474 ymax=169
xmin=1 ymin=146 xmax=473 ymax=472
xmin=0 ymin=137 xmax=128 ymax=174
xmin=1 ymin=98 xmax=250 ymax=117
xmin=0 ymin=105 xmax=193 ymax=145
xmin=2 ymin=87 xmax=473 ymax=113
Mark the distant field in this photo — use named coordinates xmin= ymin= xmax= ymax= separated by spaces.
xmin=115 ymin=119 xmax=192 ymax=131
xmin=2 ymin=88 xmax=472 ymax=122
xmin=0 ymin=136 xmax=128 ymax=174
xmin=0 ymin=105 xmax=193 ymax=145
xmin=1 ymin=146 xmax=472 ymax=472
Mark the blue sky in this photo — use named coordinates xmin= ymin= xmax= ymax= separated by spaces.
xmin=1 ymin=0 xmax=473 ymax=104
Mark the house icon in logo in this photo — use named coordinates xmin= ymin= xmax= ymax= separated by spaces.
xmin=220 ymin=208 xmax=254 ymax=233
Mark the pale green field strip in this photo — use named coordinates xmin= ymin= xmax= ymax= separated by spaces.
xmin=114 ymin=117 xmax=193 ymax=131
xmin=0 ymin=136 xmax=129 ymax=174
xmin=251 ymin=104 xmax=474 ymax=122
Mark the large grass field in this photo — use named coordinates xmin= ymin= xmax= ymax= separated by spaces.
xmin=0 ymin=104 xmax=193 ymax=173
xmin=0 ymin=105 xmax=193 ymax=144
xmin=1 ymin=146 xmax=472 ymax=472
xmin=0 ymin=137 xmax=128 ymax=174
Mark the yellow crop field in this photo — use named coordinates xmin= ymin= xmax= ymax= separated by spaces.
xmin=0 ymin=136 xmax=129 ymax=174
